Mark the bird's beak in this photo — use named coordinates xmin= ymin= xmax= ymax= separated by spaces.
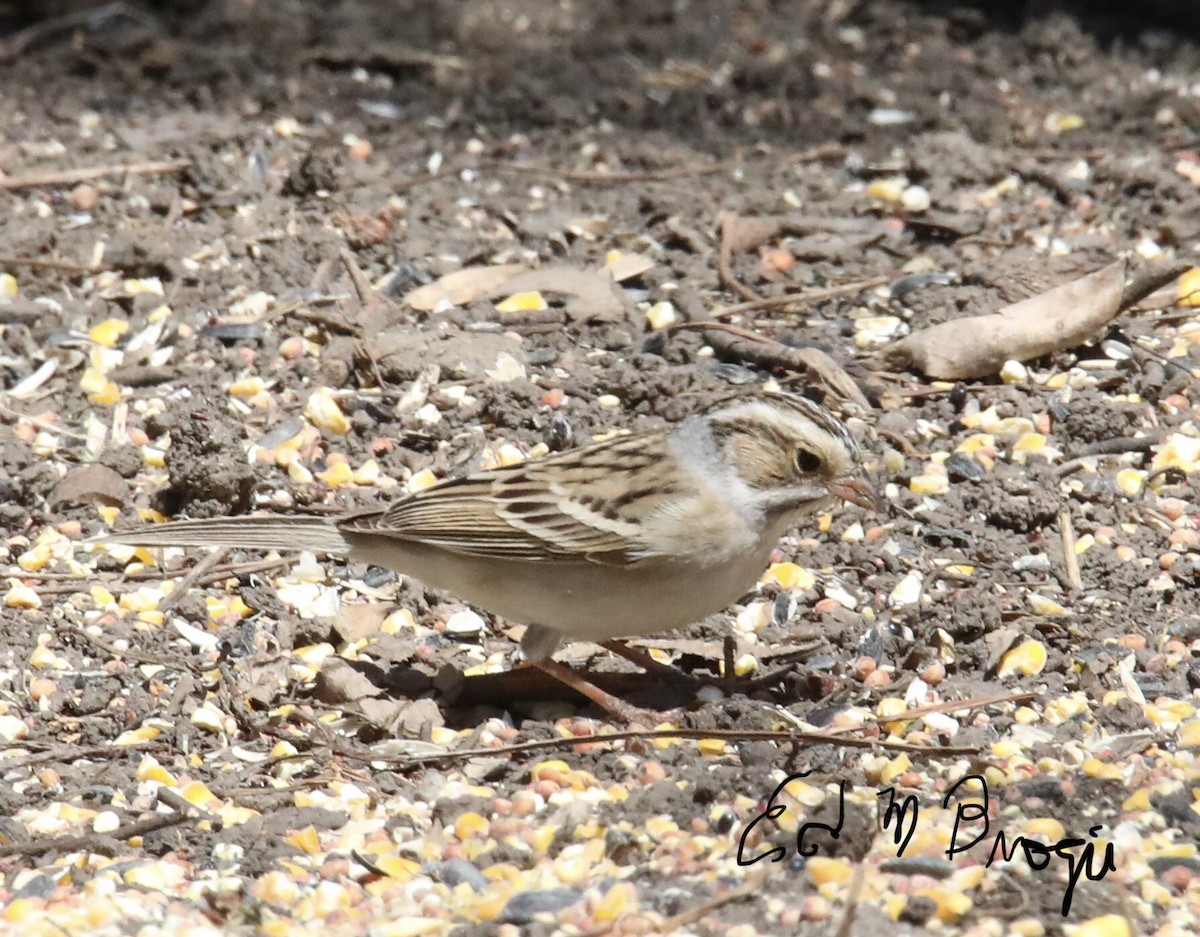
xmin=829 ymin=476 xmax=883 ymax=512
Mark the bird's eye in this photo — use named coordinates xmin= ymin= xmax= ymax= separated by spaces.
xmin=794 ymin=448 xmax=823 ymax=474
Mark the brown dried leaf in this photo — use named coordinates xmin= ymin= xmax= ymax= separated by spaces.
xmin=313 ymin=657 xmax=383 ymax=704
xmin=357 ymin=696 xmax=445 ymax=735
xmin=51 ymin=464 xmax=130 ymax=508
xmin=331 ymin=603 xmax=390 ymax=643
xmin=404 ymin=263 xmax=528 ymax=311
xmin=603 ymin=251 xmax=655 ymax=283
xmin=881 ymin=259 xmax=1127 ymax=380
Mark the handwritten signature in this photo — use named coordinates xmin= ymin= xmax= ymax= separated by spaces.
xmin=737 ymin=771 xmax=1115 ymax=916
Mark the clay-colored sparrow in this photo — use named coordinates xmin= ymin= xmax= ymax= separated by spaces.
xmin=101 ymin=391 xmax=878 ymax=716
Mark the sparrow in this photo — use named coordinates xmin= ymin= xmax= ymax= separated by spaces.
xmin=100 ymin=391 xmax=879 ymax=719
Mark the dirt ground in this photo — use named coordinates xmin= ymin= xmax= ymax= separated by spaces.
xmin=1 ymin=1 xmax=1200 ymax=934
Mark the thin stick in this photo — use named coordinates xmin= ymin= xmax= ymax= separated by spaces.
xmin=862 ymin=690 xmax=1036 ymax=724
xmin=581 ymin=868 xmax=770 ymax=937
xmin=155 ymin=547 xmax=228 ymax=615
xmin=0 ymin=256 xmax=102 ymax=273
xmin=0 ymin=811 xmax=194 ymax=859
xmin=710 ymin=274 xmax=893 ymax=319
xmin=1059 ymin=507 xmax=1083 ymax=591
xmin=0 ymin=158 xmax=191 ymax=192
xmin=369 ymin=726 xmax=982 ymax=771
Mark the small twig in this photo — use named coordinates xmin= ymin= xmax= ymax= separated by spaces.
xmin=676 ymin=322 xmax=871 ymax=409
xmin=156 ymin=547 xmax=228 ymax=615
xmin=0 ymin=811 xmax=194 ymax=860
xmin=1059 ymin=508 xmax=1084 ymax=591
xmin=861 ymin=690 xmax=1036 ymax=725
xmin=369 ymin=727 xmax=981 ymax=771
xmin=582 ymin=868 xmax=770 ymax=937
xmin=710 ymin=274 xmax=893 ymax=319
xmin=0 ymin=742 xmax=159 ymax=773
xmin=54 ymin=621 xmax=206 ymax=676
xmin=835 ymin=849 xmax=872 ymax=937
xmin=0 ymin=1 xmax=157 ymax=62
xmin=498 ymin=159 xmax=738 ymax=184
xmin=0 ymin=256 xmax=102 ymax=274
xmin=0 ymin=158 xmax=191 ymax=192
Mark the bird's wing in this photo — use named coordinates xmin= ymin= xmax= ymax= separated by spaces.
xmin=337 ymin=433 xmax=685 ymax=565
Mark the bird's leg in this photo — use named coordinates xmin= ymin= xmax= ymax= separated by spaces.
xmin=533 ymin=659 xmax=680 ymax=726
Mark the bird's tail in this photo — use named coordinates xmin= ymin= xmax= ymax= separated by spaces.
xmin=95 ymin=514 xmax=352 ymax=555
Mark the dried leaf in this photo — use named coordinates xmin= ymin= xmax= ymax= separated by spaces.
xmin=604 ymin=251 xmax=655 ymax=283
xmin=404 ymin=263 xmax=528 ymax=311
xmin=331 ymin=603 xmax=390 ymax=643
xmin=51 ymin=464 xmax=130 ymax=507
xmin=881 ymin=259 xmax=1127 ymax=379
xmin=357 ymin=696 xmax=445 ymax=735
xmin=313 ymin=657 xmax=383 ymax=704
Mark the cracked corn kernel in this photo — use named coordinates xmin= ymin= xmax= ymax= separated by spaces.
xmin=593 ymin=882 xmax=637 ymax=922
xmin=229 ymin=377 xmax=266 ymax=397
xmin=806 ymin=856 xmax=853 ymax=886
xmin=867 ymin=178 xmax=906 ymax=202
xmin=114 ymin=725 xmax=162 ymax=745
xmin=1115 ymin=468 xmax=1146 ymax=496
xmin=4 ymin=584 xmax=41 ymax=609
xmin=762 ymin=562 xmax=816 ymax=591
xmin=17 ymin=543 xmax=52 ymax=572
xmin=454 ymin=812 xmax=489 ymax=839
xmin=191 ymin=702 xmax=228 ymax=733
xmin=316 ymin=459 xmax=355 ymax=488
xmin=1028 ymin=594 xmax=1069 ymax=616
xmin=645 ymin=301 xmax=676 ymax=330
xmin=1179 ymin=267 xmax=1200 ymax=306
xmin=495 ymin=290 xmax=547 ymax=313
xmin=304 ymin=387 xmax=350 ymax=434
xmin=287 ymin=825 xmax=321 ymax=854
xmin=910 ymin=474 xmax=949 ymax=495
xmin=288 ymin=460 xmax=314 ymax=484
xmin=1082 ymin=758 xmax=1124 ymax=780
xmin=88 ymin=318 xmax=129 ymax=347
xmin=998 ymin=639 xmax=1047 ymax=676
xmin=0 ymin=273 xmax=17 ymax=298
xmin=1153 ymin=434 xmax=1200 ymax=473
xmin=1000 ymin=359 xmax=1028 ymax=384
xmin=1178 ymin=719 xmax=1200 ymax=749
xmin=407 ymin=468 xmax=439 ymax=493
xmin=697 ymin=738 xmax=726 ymax=756
xmin=1071 ymin=915 xmax=1131 ymax=937
xmin=136 ymin=757 xmax=176 ymax=784
xmin=374 ymin=855 xmax=420 ymax=880
xmin=179 ymin=780 xmax=219 ymax=809
xmin=1023 ymin=817 xmax=1065 ymax=840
